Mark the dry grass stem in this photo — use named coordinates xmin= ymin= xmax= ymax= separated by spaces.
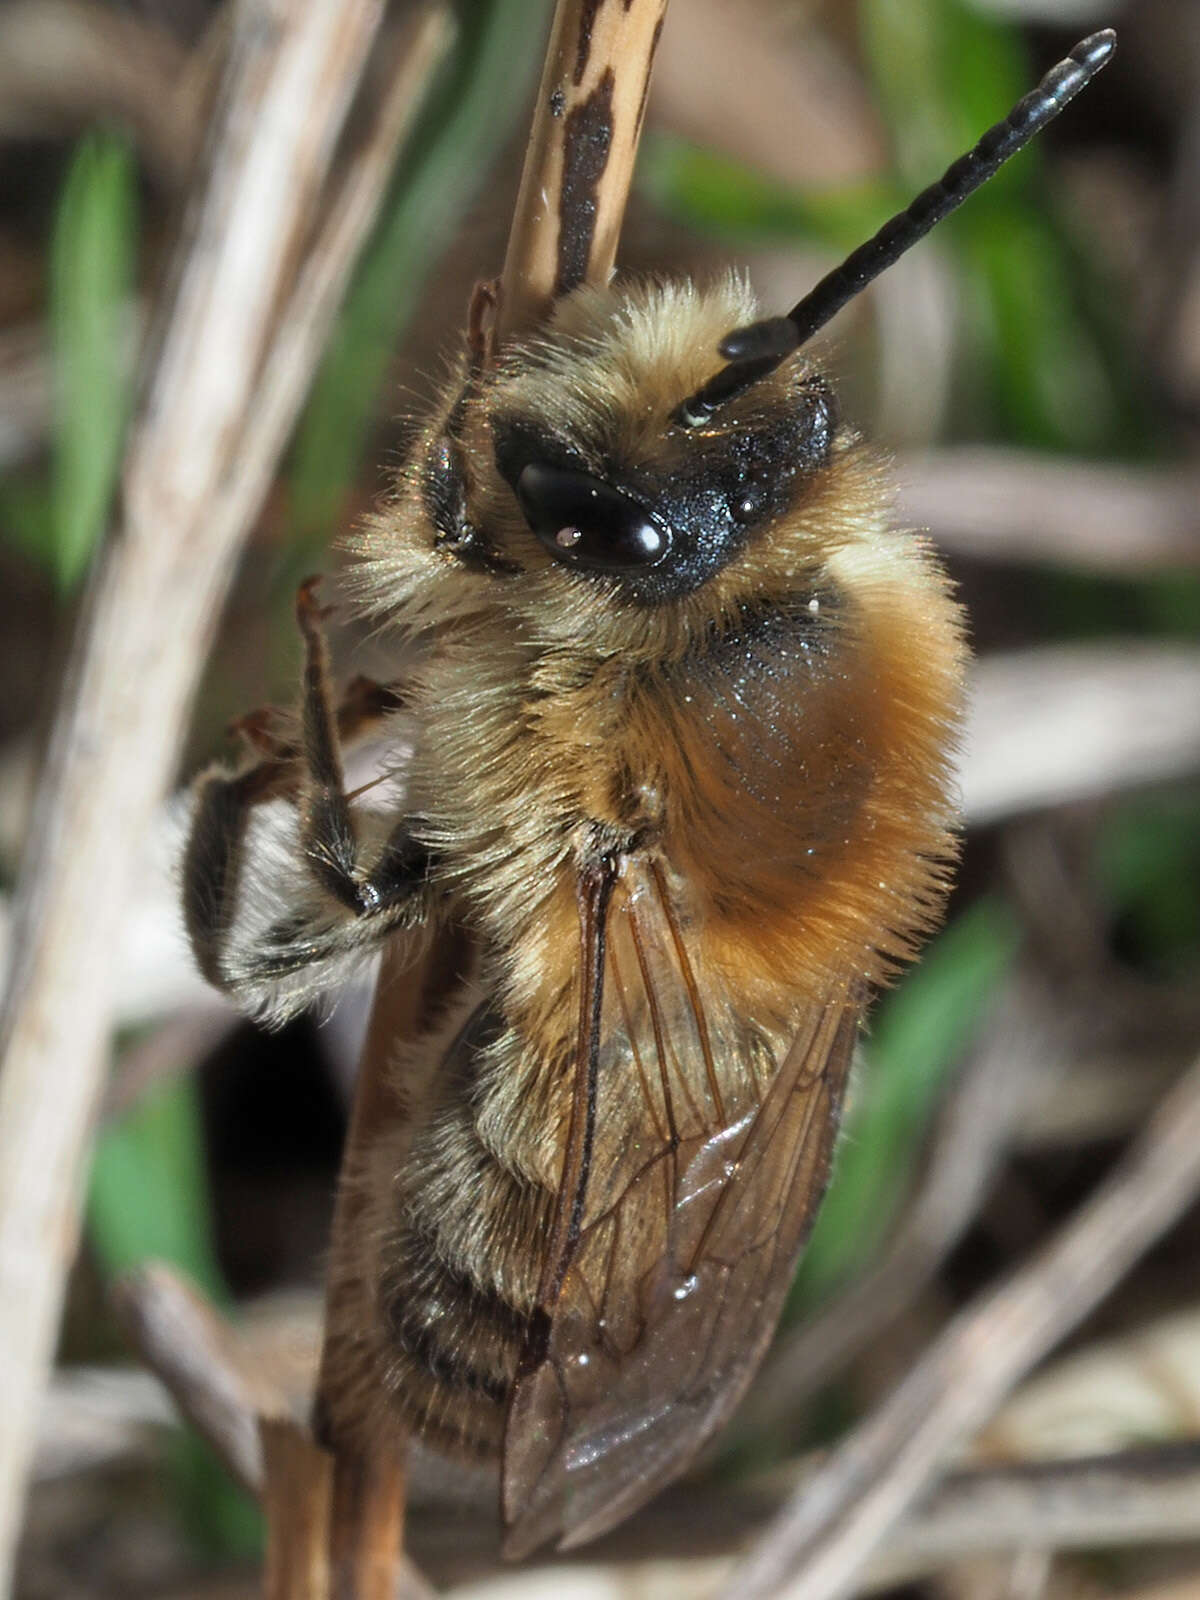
xmin=964 ymin=646 xmax=1200 ymax=826
xmin=900 ymin=450 xmax=1200 ymax=573
xmin=399 ymin=1446 xmax=1200 ymax=1593
xmin=875 ymin=1444 xmax=1200 ymax=1587
xmin=262 ymin=1418 xmax=334 ymax=1600
xmin=719 ymin=1042 xmax=1200 ymax=1600
xmin=110 ymin=1263 xmax=288 ymax=1499
xmin=734 ymin=975 xmax=1053 ymax=1442
xmin=0 ymin=0 xmax=452 ymax=1582
xmin=496 ymin=0 xmax=669 ymax=339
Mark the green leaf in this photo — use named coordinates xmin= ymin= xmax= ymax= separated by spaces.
xmin=87 ymin=1072 xmax=225 ymax=1303
xmin=957 ymin=203 xmax=1119 ymax=451
xmin=286 ymin=0 xmax=552 ymax=566
xmin=860 ymin=0 xmax=1027 ymax=188
xmin=638 ymin=135 xmax=899 ymax=252
xmin=1095 ymin=792 xmax=1200 ymax=973
xmin=0 ymin=473 xmax=56 ymax=569
xmin=171 ymin=1431 xmax=263 ymax=1561
xmin=89 ymin=1075 xmax=265 ymax=1556
xmin=792 ymin=898 xmax=1020 ymax=1307
xmin=49 ymin=132 xmax=137 ymax=590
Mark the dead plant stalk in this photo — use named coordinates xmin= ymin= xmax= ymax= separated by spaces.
xmin=0 ymin=0 xmax=446 ymax=1589
xmin=720 ymin=1041 xmax=1200 ymax=1600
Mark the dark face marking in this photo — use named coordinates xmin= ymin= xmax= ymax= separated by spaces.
xmin=493 ymin=374 xmax=838 ymax=604
xmin=555 ymin=71 xmax=614 ymax=298
xmin=549 ymin=86 xmax=565 ymax=117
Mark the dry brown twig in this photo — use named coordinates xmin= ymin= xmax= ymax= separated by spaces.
xmin=719 ymin=1039 xmax=1200 ymax=1600
xmin=32 ymin=1306 xmax=1200 ymax=1596
xmin=963 ymin=644 xmax=1200 ymax=827
xmin=403 ymin=1442 xmax=1200 ymax=1594
xmin=731 ymin=970 xmax=1057 ymax=1447
xmin=899 ymin=449 xmax=1200 ymax=573
xmin=110 ymin=1263 xmax=286 ymax=1499
xmin=0 ymin=0 xmax=450 ymax=1590
xmin=495 ymin=0 xmax=669 ymax=340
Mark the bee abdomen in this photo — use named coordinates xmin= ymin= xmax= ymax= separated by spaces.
xmin=376 ymin=1219 xmax=532 ymax=1459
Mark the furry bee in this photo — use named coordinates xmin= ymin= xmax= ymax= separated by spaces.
xmin=182 ymin=32 xmax=1114 ymax=1556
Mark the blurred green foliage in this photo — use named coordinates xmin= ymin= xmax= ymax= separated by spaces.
xmin=88 ymin=1072 xmax=263 ymax=1558
xmin=792 ymin=898 xmax=1021 ymax=1309
xmin=50 ymin=133 xmax=137 ymax=589
xmin=285 ymin=0 xmax=551 ymax=576
xmin=1097 ymin=789 xmax=1200 ymax=976
xmin=88 ymin=1074 xmax=224 ymax=1299
xmin=0 ymin=131 xmax=136 ymax=589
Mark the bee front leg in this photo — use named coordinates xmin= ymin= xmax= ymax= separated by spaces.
xmin=242 ymin=578 xmax=436 ymax=967
xmin=182 ymin=584 xmax=433 ymax=1020
xmin=293 ymin=577 xmax=428 ymax=920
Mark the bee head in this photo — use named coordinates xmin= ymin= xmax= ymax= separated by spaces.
xmin=474 ymin=278 xmax=844 ymax=611
xmin=367 ymin=30 xmax=1113 ymax=644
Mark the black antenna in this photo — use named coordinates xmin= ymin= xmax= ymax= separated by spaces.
xmin=678 ymin=28 xmax=1116 ymax=426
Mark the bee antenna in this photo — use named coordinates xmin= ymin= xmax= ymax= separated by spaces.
xmin=676 ymin=28 xmax=1116 ymax=426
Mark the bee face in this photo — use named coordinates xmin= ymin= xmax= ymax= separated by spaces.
xmin=489 ymin=369 xmax=837 ymax=604
xmin=411 ymin=279 xmax=858 ymax=634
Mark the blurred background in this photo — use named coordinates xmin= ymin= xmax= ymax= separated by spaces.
xmin=4 ymin=0 xmax=1200 ymax=1596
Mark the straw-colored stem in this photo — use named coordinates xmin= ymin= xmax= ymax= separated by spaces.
xmin=496 ymin=0 xmax=668 ymax=339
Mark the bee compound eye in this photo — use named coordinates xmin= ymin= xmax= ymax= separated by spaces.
xmin=515 ymin=463 xmax=672 ymax=572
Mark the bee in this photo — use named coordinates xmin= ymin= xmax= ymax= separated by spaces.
xmin=182 ymin=32 xmax=1114 ymax=1556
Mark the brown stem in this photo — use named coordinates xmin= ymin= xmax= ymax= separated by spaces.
xmin=307 ymin=1 xmax=670 ymax=1590
xmin=328 ymin=1450 xmax=409 ymax=1600
xmin=262 ymin=1419 xmax=335 ymax=1600
xmin=496 ymin=0 xmax=669 ymax=339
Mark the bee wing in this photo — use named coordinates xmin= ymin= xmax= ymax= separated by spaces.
xmin=501 ymin=859 xmax=861 ymax=1557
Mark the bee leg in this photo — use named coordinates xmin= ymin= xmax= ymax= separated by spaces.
xmin=422 ymin=401 xmax=519 ymax=578
xmin=295 ymin=578 xmax=433 ymax=922
xmin=183 ymin=762 xmax=282 ymax=989
xmin=183 ymin=641 xmax=413 ymax=996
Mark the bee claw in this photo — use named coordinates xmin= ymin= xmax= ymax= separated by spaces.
xmin=296 ymin=575 xmax=335 ymax=630
xmin=228 ymin=706 xmax=291 ymax=758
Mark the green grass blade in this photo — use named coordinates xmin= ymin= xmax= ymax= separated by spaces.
xmin=792 ymin=898 xmax=1020 ymax=1307
xmin=50 ymin=132 xmax=137 ymax=591
xmin=639 ymin=135 xmax=899 ymax=252
xmin=286 ymin=0 xmax=551 ymax=566
xmin=87 ymin=1072 xmax=225 ymax=1303
xmin=860 ymin=0 xmax=1027 ymax=187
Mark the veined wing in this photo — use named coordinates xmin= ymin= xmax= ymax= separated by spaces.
xmin=501 ymin=855 xmax=862 ymax=1557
